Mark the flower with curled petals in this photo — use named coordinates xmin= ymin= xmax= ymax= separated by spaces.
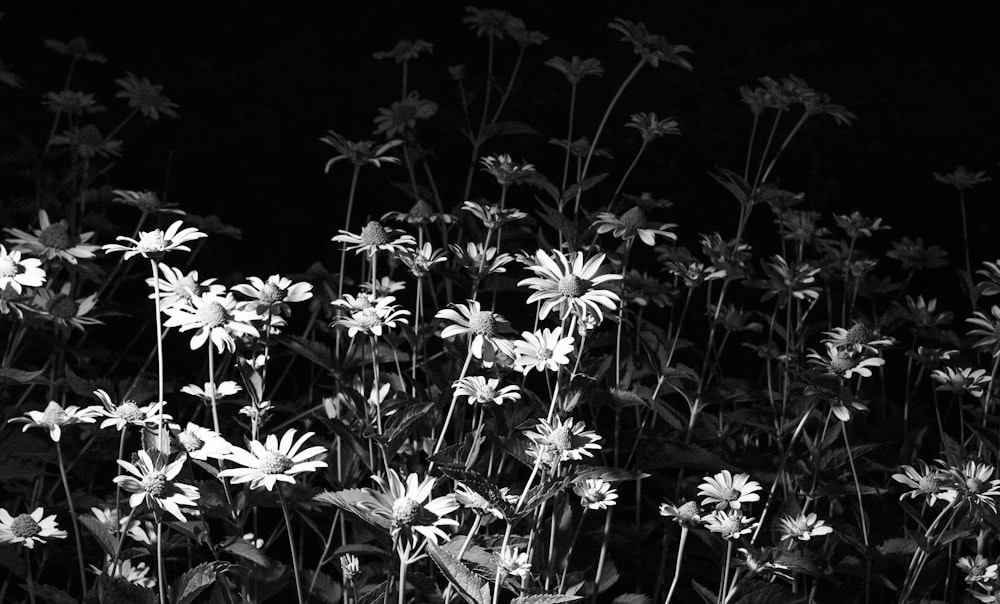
xmin=219 ymin=429 xmax=328 ymax=491
xmin=146 ymin=263 xmax=225 ymax=310
xmin=594 ymin=207 xmax=676 ymax=246
xmin=892 ymin=461 xmax=951 ymax=505
xmin=5 ymin=210 xmax=99 ymax=264
xmin=703 ymin=510 xmax=757 ymax=540
xmin=102 ymin=220 xmax=206 ymax=260
xmin=113 ymin=450 xmax=199 ymax=522
xmin=0 ymin=507 xmax=66 ymax=549
xmin=452 ymin=376 xmax=521 ymax=406
xmin=518 ymin=249 xmax=621 ymax=321
xmin=92 ymin=389 xmax=169 ymax=431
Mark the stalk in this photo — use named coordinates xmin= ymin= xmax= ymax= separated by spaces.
xmin=279 ymin=488 xmax=306 ymax=604
xmin=663 ymin=526 xmax=689 ymax=604
xmin=55 ymin=440 xmax=88 ymax=595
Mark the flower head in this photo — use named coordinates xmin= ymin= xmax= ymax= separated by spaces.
xmin=173 ymin=422 xmax=233 ymax=461
xmin=103 ymin=220 xmax=206 ymax=260
xmin=574 ymin=479 xmax=618 ymax=510
xmin=163 ymin=292 xmax=260 ymax=353
xmin=659 ymin=501 xmax=701 ymax=527
xmin=958 ymin=554 xmax=999 ymax=586
xmin=321 ymin=131 xmax=402 ymax=170
xmin=519 ymin=249 xmax=621 ymax=321
xmin=698 ymin=470 xmax=762 ymax=511
xmin=545 ymin=55 xmax=603 ymax=85
xmin=0 ymin=507 xmax=67 ymax=549
xmin=93 ymin=389 xmax=169 ymax=431
xmin=453 ymin=376 xmax=521 ymax=406
xmin=513 ymin=327 xmax=574 ymax=374
xmin=0 ymin=244 xmax=45 ymax=294
xmin=341 ymin=554 xmax=361 ymax=581
xmin=703 ymin=510 xmax=757 ymax=540
xmin=777 ymin=512 xmax=833 ymax=541
xmin=219 ymin=429 xmax=328 ymax=491
xmin=115 ymin=72 xmax=178 ymax=120
xmin=362 ymin=470 xmax=459 ymax=546
xmin=9 ymin=401 xmax=98 ymax=442
xmin=594 ymin=207 xmax=676 ymax=246
xmin=146 ymin=264 xmax=224 ymax=310
xmin=480 ymin=154 xmax=535 ymax=187
xmin=373 ymin=92 xmax=437 ymax=138
xmin=233 ymin=274 xmax=313 ymax=316
xmin=932 ymin=367 xmax=992 ymax=398
xmin=437 ymin=300 xmax=513 ymax=359
xmin=934 ymin=166 xmax=991 ymax=191
xmin=114 ymin=450 xmax=199 ymax=521
xmin=497 ymin=547 xmax=531 ymax=578
xmin=525 ymin=416 xmax=602 ymax=465
xmin=333 ymin=221 xmax=416 ymax=257
xmin=5 ymin=210 xmax=99 ymax=264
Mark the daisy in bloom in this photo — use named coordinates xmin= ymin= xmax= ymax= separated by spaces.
xmin=33 ymin=283 xmax=102 ymax=332
xmin=90 ymin=558 xmax=156 ymax=588
xmin=942 ymin=461 xmax=1000 ymax=512
xmin=90 ymin=507 xmax=147 ymax=543
xmin=450 ymin=242 xmax=514 ymax=280
xmin=967 ymin=306 xmax=1000 ymax=356
xmin=383 ymin=199 xmax=455 ymax=226
xmin=666 ymin=261 xmax=728 ymax=288
xmin=92 ymin=389 xmax=169 ymax=431
xmin=333 ymin=301 xmax=410 ymax=338
xmin=593 ymin=207 xmax=676 ymax=246
xmin=437 ymin=300 xmax=513 ymax=359
xmin=332 ymin=291 xmax=386 ymax=313
xmin=659 ymin=501 xmax=701 ymax=527
xmin=698 ymin=470 xmax=762 ymax=511
xmin=822 ymin=323 xmax=894 ymax=353
xmin=146 ymin=263 xmax=225 ymax=310
xmin=361 ymin=276 xmax=407 ymax=297
xmin=0 ymin=507 xmax=67 ymax=548
xmin=513 ymin=327 xmax=574 ymax=374
xmin=5 ymin=209 xmax=99 ymax=264
xmin=362 ymin=470 xmax=459 ymax=546
xmin=807 ymin=343 xmax=885 ymax=380
xmin=102 ymin=220 xmax=206 ymax=260
xmin=452 ymin=376 xmax=521 ymax=406
xmin=777 ymin=512 xmax=833 ymax=541
xmin=932 ymin=367 xmax=992 ymax=398
xmin=958 ymin=555 xmax=999 ymax=586
xmin=574 ymin=478 xmax=618 ymax=510
xmin=891 ymin=461 xmax=952 ymax=505
xmin=9 ymin=400 xmax=98 ymax=442
xmin=518 ymin=249 xmax=622 ymax=321
xmin=112 ymin=188 xmax=184 ymax=215
xmin=219 ymin=429 xmax=328 ymax=491
xmin=113 ymin=450 xmax=200 ymax=522
xmin=525 ymin=416 xmax=602 ymax=464
xmin=480 ymin=154 xmax=535 ymax=186
xmin=400 ymin=243 xmax=447 ymax=278
xmin=455 ymin=482 xmax=511 ymax=520
xmin=703 ymin=510 xmax=757 ymax=540
xmin=163 ymin=292 xmax=260 ymax=353
xmin=181 ymin=380 xmax=242 ymax=402
xmin=497 ymin=546 xmax=531 ymax=578
xmin=233 ymin=274 xmax=313 ymax=316
xmin=173 ymin=422 xmax=233 ymax=461
xmin=332 ymin=220 xmax=415 ymax=257
xmin=462 ymin=200 xmax=527 ymax=229
xmin=0 ymin=244 xmax=45 ymax=294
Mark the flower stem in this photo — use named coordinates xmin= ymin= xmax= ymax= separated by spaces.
xmin=149 ymin=260 xmax=167 ymax=453
xmin=841 ymin=427 xmax=869 ymax=546
xmin=558 ymin=509 xmax=588 ymax=592
xmin=663 ymin=526 xmax=688 ymax=604
xmin=717 ymin=540 xmax=733 ymax=604
xmin=55 ymin=440 xmax=88 ymax=596
xmin=23 ymin=548 xmax=37 ymax=604
xmin=279 ymin=488 xmax=306 ymax=604
xmin=157 ymin=520 xmax=167 ymax=604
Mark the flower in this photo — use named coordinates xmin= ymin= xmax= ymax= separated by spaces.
xmin=0 ymin=244 xmax=45 ymax=294
xmin=891 ymin=461 xmax=952 ymax=506
xmin=44 ymin=36 xmax=106 ymax=63
xmin=114 ymin=450 xmax=200 ymax=522
xmin=90 ymin=507 xmax=147 ymax=543
xmin=321 ymin=130 xmax=402 ymax=170
xmin=400 ymin=243 xmax=448 ymax=278
xmin=931 ymin=367 xmax=992 ymax=398
xmin=934 ymin=166 xmax=991 ymax=191
xmin=449 ymin=242 xmax=514 ymax=279
xmin=607 ymin=18 xmax=693 ymax=70
xmin=362 ymin=470 xmax=459 ymax=546
xmin=33 ymin=283 xmax=102 ymax=333
xmin=115 ymin=72 xmax=179 ymax=120
xmin=659 ymin=501 xmax=701 ymax=527
xmin=519 ymin=250 xmax=622 ymax=321
xmin=777 ymin=512 xmax=833 ymax=541
xmin=373 ymin=92 xmax=438 ymax=138
xmin=332 ymin=221 xmax=416 ymax=257
xmin=90 ymin=558 xmax=156 ymax=588
xmin=341 ymin=554 xmax=361 ymax=581
xmin=545 ymin=55 xmax=603 ymax=85
xmin=173 ymin=423 xmax=233 ymax=461
xmin=163 ymin=292 xmax=260 ymax=353
xmin=574 ymin=479 xmax=618 ymax=510
xmin=497 ymin=547 xmax=531 ymax=578
xmin=452 ymin=376 xmax=521 ymax=406
xmin=760 ymin=255 xmax=821 ymax=304
xmin=703 ymin=510 xmax=757 ymax=540
xmin=233 ymin=275 xmax=313 ymax=316
xmin=525 ymin=416 xmax=602 ymax=464
xmin=9 ymin=401 xmax=97 ymax=442
xmin=968 ymin=306 xmax=1000 ymax=356
xmin=834 ymin=211 xmax=890 ymax=239
xmin=180 ymin=380 xmax=242 ymax=402
xmin=626 ymin=112 xmax=680 ymax=142
xmin=462 ymin=201 xmax=527 ymax=229
xmin=480 ymin=154 xmax=536 ymax=187
xmin=103 ymin=220 xmax=206 ymax=260
xmin=51 ymin=125 xmax=122 ymax=158
xmin=887 ymin=237 xmax=948 ymax=271
xmin=594 ymin=207 xmax=676 ymax=246
xmin=942 ymin=461 xmax=1000 ymax=512
xmin=454 ymin=483 xmax=510 ymax=520
xmin=822 ymin=323 xmax=894 ymax=353
xmin=807 ymin=343 xmax=885 ymax=380
xmin=333 ymin=299 xmax=410 ymax=338
xmin=146 ymin=263 xmax=225 ymax=310
xmin=112 ymin=189 xmax=184 ymax=215
xmin=958 ymin=554 xmax=999 ymax=586
xmin=0 ymin=507 xmax=66 ymax=549
xmin=384 ymin=199 xmax=454 ymax=226
xmin=5 ymin=210 xmax=99 ymax=264
xmin=436 ymin=300 xmax=513 ymax=359
xmin=372 ymin=39 xmax=434 ymax=63
xmin=219 ymin=429 xmax=328 ymax=491
xmin=93 ymin=389 xmax=169 ymax=431
xmin=513 ymin=327 xmax=574 ymax=374
xmin=697 ymin=470 xmax=762 ymax=511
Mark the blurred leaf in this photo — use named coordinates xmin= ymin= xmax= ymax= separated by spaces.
xmin=304 ymin=570 xmax=342 ymax=603
xmin=513 ymin=596 xmax=583 ymax=604
xmin=480 ymin=120 xmax=540 ymax=141
xmin=22 ymin=579 xmax=76 ymax=604
xmin=79 ymin=513 xmax=116 ymax=557
xmin=359 ymin=580 xmax=392 ymax=604
xmin=0 ymin=367 xmax=46 ymax=384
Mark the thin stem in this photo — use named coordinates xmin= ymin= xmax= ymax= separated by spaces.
xmin=558 ymin=509 xmax=587 ymax=592
xmin=842 ymin=428 xmax=869 ymax=546
xmin=663 ymin=526 xmax=689 ymax=604
xmin=24 ymin=550 xmax=37 ymax=604
xmin=279 ymin=488 xmax=306 ymax=604
xmin=208 ymin=344 xmax=220 ymax=433
xmin=150 ymin=260 xmax=166 ymax=451
xmin=157 ymin=521 xmax=167 ymax=604
xmin=718 ymin=540 xmax=733 ymax=604
xmin=55 ymin=440 xmax=88 ymax=595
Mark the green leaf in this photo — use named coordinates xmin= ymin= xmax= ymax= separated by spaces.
xmin=691 ymin=580 xmax=717 ymax=604
xmin=512 ymin=596 xmax=583 ymax=604
xmin=79 ymin=513 xmax=117 ymax=557
xmin=171 ymin=561 xmax=233 ymax=604
xmin=281 ymin=335 xmax=335 ymax=373
xmin=426 ymin=542 xmax=491 ymax=604
xmin=358 ymin=580 xmax=392 ymax=604
xmin=223 ymin=540 xmax=272 ymax=568
xmin=303 ymin=570 xmax=342 ymax=603
xmin=0 ymin=367 xmax=46 ymax=384
xmin=22 ymin=579 xmax=77 ymax=604
xmin=314 ymin=489 xmax=391 ymax=531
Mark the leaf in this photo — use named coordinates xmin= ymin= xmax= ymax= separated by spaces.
xmin=518 ymin=476 xmax=574 ymax=519
xmin=79 ymin=513 xmax=117 ymax=557
xmin=691 ymin=580 xmax=717 ymax=604
xmin=22 ymin=579 xmax=77 ymax=604
xmin=236 ymin=355 xmax=264 ymax=404
xmin=734 ymin=580 xmax=806 ymax=604
xmin=611 ymin=595 xmax=650 ymax=604
xmin=358 ymin=580 xmax=392 ymax=604
xmin=223 ymin=541 xmax=272 ymax=567
xmin=573 ymin=466 xmax=648 ymax=484
xmin=536 ymin=201 xmax=575 ymax=243
xmin=281 ymin=335 xmax=335 ymax=373
xmin=480 ymin=120 xmax=540 ymax=141
xmin=426 ymin=542 xmax=491 ymax=604
xmin=562 ymin=173 xmax=608 ymax=202
xmin=877 ymin=537 xmax=917 ymax=557
xmin=314 ymin=489 xmax=391 ymax=531
xmin=304 ymin=570 xmax=342 ymax=603
xmin=382 ymin=401 xmax=437 ymax=451
xmin=0 ymin=367 xmax=46 ymax=384
xmin=171 ymin=561 xmax=233 ymax=604
xmin=512 ymin=596 xmax=583 ymax=604
xmin=634 ymin=438 xmax=735 ymax=472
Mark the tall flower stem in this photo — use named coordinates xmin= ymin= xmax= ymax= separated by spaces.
xmin=842 ymin=428 xmax=869 ymax=546
xmin=663 ymin=526 xmax=689 ymax=604
xmin=558 ymin=509 xmax=588 ymax=592
xmin=430 ymin=346 xmax=475 ymax=461
xmin=336 ymin=165 xmax=363 ymax=357
xmin=156 ymin=521 xmax=167 ymax=604
xmin=207 ymin=345 xmax=220 ymax=433
xmin=958 ymin=191 xmax=974 ymax=310
xmin=278 ymin=488 xmax=306 ymax=604
xmin=717 ymin=540 xmax=733 ymax=604
xmin=397 ymin=545 xmax=409 ymax=604
xmin=149 ymin=260 xmax=167 ymax=451
xmin=609 ymin=140 xmax=649 ymax=212
xmin=590 ymin=509 xmax=614 ymax=604
xmin=23 ymin=550 xmax=37 ymax=604
xmin=54 ymin=440 xmax=87 ymax=596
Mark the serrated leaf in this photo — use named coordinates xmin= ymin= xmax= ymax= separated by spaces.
xmin=281 ymin=335 xmax=335 ymax=373
xmin=79 ymin=513 xmax=117 ymax=557
xmin=426 ymin=542 xmax=490 ymax=604
xmin=518 ymin=476 xmax=574 ymax=519
xmin=304 ymin=569 xmax=342 ymax=603
xmin=691 ymin=580 xmax=717 ymax=604
xmin=359 ymin=580 xmax=392 ymax=604
xmin=23 ymin=579 xmax=78 ymax=604
xmin=512 ymin=595 xmax=583 ymax=604
xmin=224 ymin=541 xmax=272 ymax=567
xmin=171 ymin=561 xmax=233 ymax=604
xmin=314 ymin=489 xmax=391 ymax=530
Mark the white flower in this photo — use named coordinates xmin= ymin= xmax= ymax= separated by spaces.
xmin=93 ymin=389 xmax=169 ymax=431
xmin=452 ymin=376 xmax=521 ymax=405
xmin=0 ymin=507 xmax=67 ymax=549
xmin=697 ymin=470 xmax=762 ymax=511
xmin=113 ymin=450 xmax=200 ymax=522
xmin=518 ymin=249 xmax=622 ymax=321
xmin=5 ymin=209 xmax=99 ymax=264
xmin=219 ymin=429 xmax=328 ymax=491
xmin=437 ymin=300 xmax=513 ymax=359
xmin=524 ymin=417 xmax=602 ymax=464
xmin=102 ymin=220 xmax=206 ymax=260
xmin=8 ymin=401 xmax=98 ymax=442
xmin=777 ymin=512 xmax=833 ymax=541
xmin=163 ymin=292 xmax=260 ymax=353
xmin=362 ymin=470 xmax=459 ymax=546
xmin=513 ymin=327 xmax=574 ymax=374
xmin=0 ymin=244 xmax=46 ymax=294
xmin=573 ymin=479 xmax=618 ymax=510
xmin=180 ymin=380 xmax=242 ymax=401
xmin=146 ymin=263 xmax=225 ymax=310
xmin=173 ymin=422 xmax=233 ymax=461
xmin=497 ymin=546 xmax=531 ymax=578
xmin=703 ymin=510 xmax=757 ymax=540
xmin=233 ymin=274 xmax=313 ymax=316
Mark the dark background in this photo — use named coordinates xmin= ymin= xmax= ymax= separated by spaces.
xmin=3 ymin=2 xmax=1000 ymax=279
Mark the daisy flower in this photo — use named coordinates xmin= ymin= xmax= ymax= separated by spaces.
xmin=111 ymin=189 xmax=184 ymax=215
xmin=513 ymin=327 xmax=574 ymax=374
xmin=822 ymin=323 xmax=894 ymax=353
xmin=942 ymin=461 xmax=1000 ymax=512
xmin=703 ymin=510 xmax=757 ymax=540
xmin=525 ymin=416 xmax=602 ymax=464
xmin=333 ymin=302 xmax=410 ymax=338
xmin=665 ymin=261 xmax=728 ymax=288
xmin=967 ymin=306 xmax=1000 ymax=355
xmin=659 ymin=501 xmax=701 ymax=527
xmin=332 ymin=220 xmax=415 ymax=257
xmin=173 ymin=422 xmax=233 ymax=461
xmin=233 ymin=274 xmax=313 ymax=316
xmin=321 ymin=130 xmax=402 ymax=170
xmin=113 ymin=450 xmax=200 ymax=522
xmin=454 ymin=483 xmax=510 ymax=520
xmin=891 ymin=461 xmax=952 ymax=506
xmin=932 ymin=367 xmax=992 ymax=398
xmin=340 ymin=554 xmax=361 ymax=581
xmin=5 ymin=209 xmax=99 ymax=264
xmin=90 ymin=558 xmax=156 ymax=588
xmin=146 ymin=263 xmax=225 ymax=310
xmin=219 ymin=429 xmax=328 ymax=491
xmin=573 ymin=478 xmax=618 ymax=510
xmin=360 ymin=276 xmax=407 ymax=297
xmin=497 ymin=546 xmax=531 ymax=578
xmin=400 ymin=243 xmax=448 ymax=278
xmin=462 ymin=200 xmax=527 ymax=229
xmin=452 ymin=376 xmax=521 ymax=406
xmin=518 ymin=249 xmax=621 ymax=321
xmin=102 ymin=220 xmax=206 ymax=260
xmin=807 ymin=343 xmax=885 ymax=380
xmin=33 ymin=283 xmax=102 ymax=332
xmin=90 ymin=507 xmax=147 ymax=543
xmin=437 ymin=300 xmax=513 ymax=359
xmin=0 ymin=244 xmax=45 ymax=294
xmin=9 ymin=400 xmax=98 ymax=442
xmin=449 ymin=242 xmax=514 ymax=279
xmin=697 ymin=470 xmax=762 ymax=511
xmin=776 ymin=512 xmax=833 ymax=541
xmin=163 ymin=292 xmax=260 ymax=353
xmin=362 ymin=470 xmax=459 ymax=546
xmin=593 ymin=207 xmax=676 ymax=246
xmin=383 ymin=199 xmax=455 ymax=226
xmin=181 ymin=380 xmax=242 ymax=402
xmin=480 ymin=154 xmax=535 ymax=186
xmin=0 ymin=507 xmax=67 ymax=549
xmin=332 ymin=292 xmax=385 ymax=313
xmin=958 ymin=554 xmax=999 ymax=586
xmin=92 ymin=389 xmax=169 ymax=431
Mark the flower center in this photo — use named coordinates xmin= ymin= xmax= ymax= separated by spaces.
xmin=260 ymin=283 xmax=285 ymax=304
xmin=136 ymin=230 xmax=167 ymax=253
xmin=356 ymin=294 xmax=374 ymax=310
xmin=0 ymin=256 xmax=18 ymax=279
xmin=619 ymin=207 xmax=646 ymax=231
xmin=196 ymin=301 xmax=229 ymax=328
xmin=536 ymin=347 xmax=553 ymax=362
xmin=830 ymin=354 xmax=855 ymax=374
xmin=720 ymin=487 xmax=740 ymax=502
xmin=356 ymin=308 xmax=382 ymax=329
xmin=360 ymin=221 xmax=389 ymax=247
xmin=42 ymin=401 xmax=68 ymax=426
xmin=178 ymin=430 xmax=205 ymax=452
xmin=39 ymin=222 xmax=71 ymax=250
xmin=557 ymin=275 xmax=583 ymax=297
xmin=918 ymin=475 xmax=940 ymax=494
xmin=47 ymin=294 xmax=78 ymax=319
xmin=845 ymin=323 xmax=873 ymax=346
xmin=409 ymin=200 xmax=434 ymax=220
xmin=391 ymin=497 xmax=422 ymax=526
xmin=10 ymin=514 xmax=40 ymax=539
xmin=259 ymin=450 xmax=294 ymax=474
xmin=719 ymin=515 xmax=741 ymax=538
xmin=966 ymin=477 xmax=983 ymax=494
xmin=547 ymin=426 xmax=574 ymax=451
xmin=142 ymin=471 xmax=167 ymax=497
xmin=117 ymin=401 xmax=144 ymax=422
xmin=468 ymin=311 xmax=496 ymax=337
xmin=677 ymin=502 xmax=700 ymax=522
xmin=475 ymin=386 xmax=497 ymax=404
